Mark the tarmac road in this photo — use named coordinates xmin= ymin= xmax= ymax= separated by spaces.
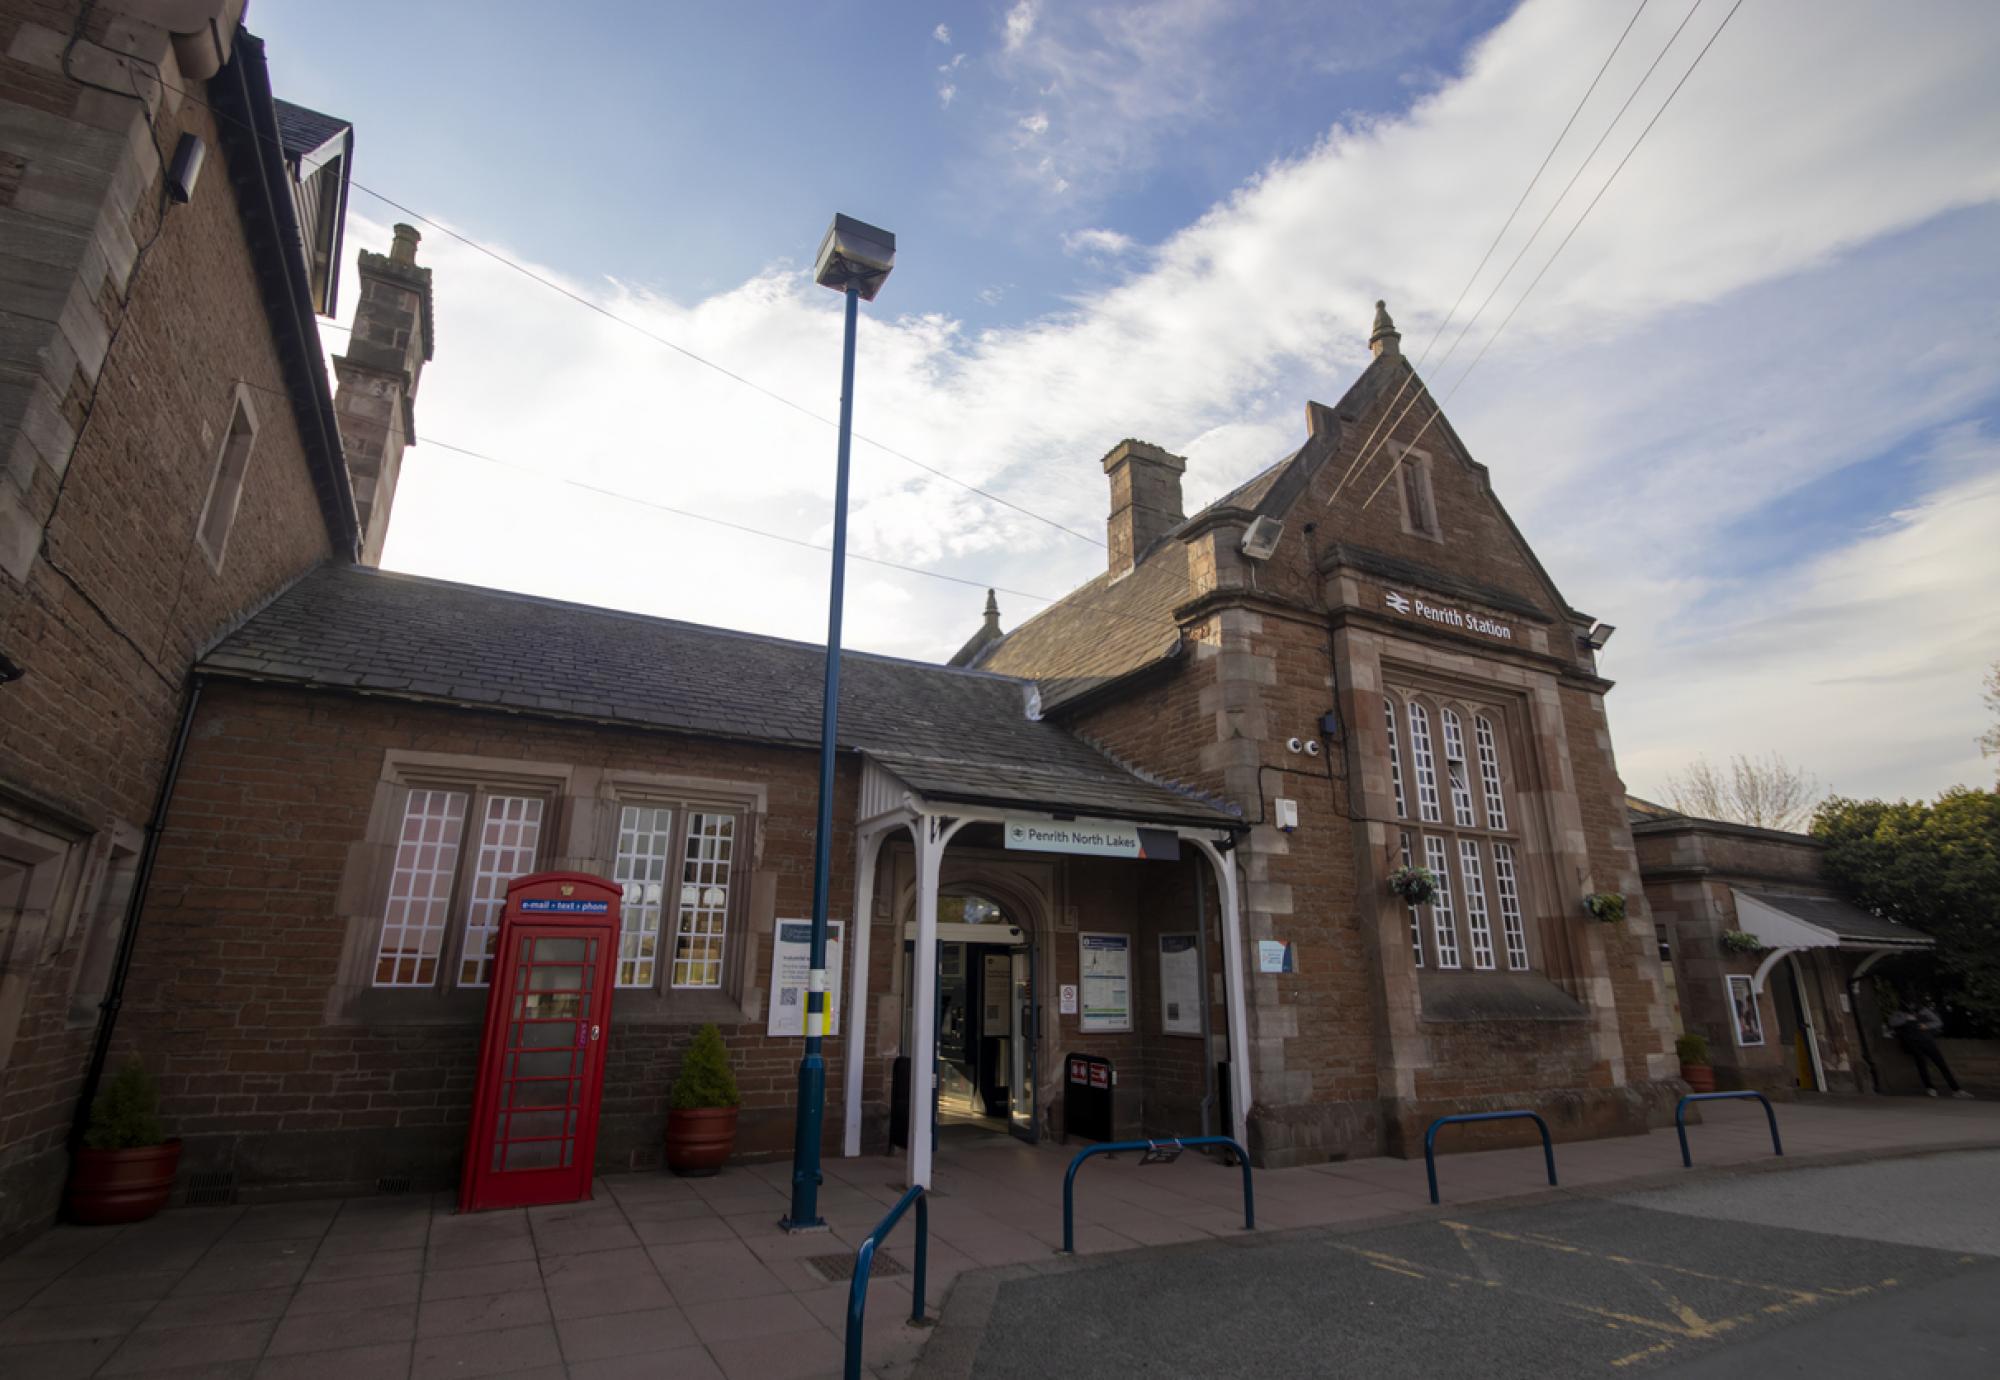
xmin=918 ymin=1150 xmax=2000 ymax=1378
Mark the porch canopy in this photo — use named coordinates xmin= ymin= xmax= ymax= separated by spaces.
xmin=1730 ymin=889 xmax=1932 ymax=993
xmin=843 ymin=746 xmax=1244 ymax=1190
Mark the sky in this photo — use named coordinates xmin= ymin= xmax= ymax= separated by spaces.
xmin=251 ymin=0 xmax=2000 ymax=804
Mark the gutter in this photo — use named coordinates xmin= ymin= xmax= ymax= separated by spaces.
xmin=213 ymin=29 xmax=358 ymax=559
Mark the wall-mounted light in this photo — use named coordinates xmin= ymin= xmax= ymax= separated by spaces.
xmin=1583 ymin=621 xmax=1617 ymax=651
xmin=166 ymin=132 xmax=205 ymax=204
xmin=1239 ymin=515 xmax=1284 ymax=561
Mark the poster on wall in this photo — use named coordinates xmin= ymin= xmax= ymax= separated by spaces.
xmin=1078 ymin=932 xmax=1132 ymax=1032
xmin=1158 ymin=933 xmax=1202 ymax=1036
xmin=1726 ymin=973 xmax=1763 ymax=1047
xmin=767 ymin=920 xmax=842 ymax=1038
xmin=982 ymin=953 xmax=1011 ymax=1036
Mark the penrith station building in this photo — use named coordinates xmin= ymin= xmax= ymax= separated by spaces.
xmin=2 ymin=3 xmax=1687 ymax=1234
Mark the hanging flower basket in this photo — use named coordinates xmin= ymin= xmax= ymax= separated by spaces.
xmin=1719 ymin=929 xmax=1763 ymax=956
xmin=1388 ymin=865 xmax=1437 ymax=906
xmin=1583 ymin=892 xmax=1626 ymax=924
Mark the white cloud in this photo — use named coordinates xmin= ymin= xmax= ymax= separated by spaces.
xmin=357 ymin=0 xmax=2000 ymax=798
xmin=938 ymin=83 xmax=956 ymax=109
xmin=1003 ymin=1 xmax=1037 ymax=51
xmin=1018 ymin=111 xmax=1049 ymax=137
xmin=1062 ymin=227 xmax=1139 ymax=258
xmin=933 ymin=23 xmax=951 ymax=45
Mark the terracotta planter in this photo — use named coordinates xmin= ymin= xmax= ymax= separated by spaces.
xmin=1681 ymin=1063 xmax=1716 ymax=1094
xmin=665 ymin=1107 xmax=738 ymax=1176
xmin=67 ymin=1140 xmax=182 ymax=1225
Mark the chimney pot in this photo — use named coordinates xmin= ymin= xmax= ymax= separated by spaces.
xmin=391 ymin=223 xmax=421 ymax=265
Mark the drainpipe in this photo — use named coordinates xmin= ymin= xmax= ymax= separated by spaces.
xmin=67 ymin=676 xmax=204 ymax=1151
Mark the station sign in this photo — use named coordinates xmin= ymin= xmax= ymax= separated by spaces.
xmin=1383 ymin=589 xmax=1513 ymax=642
xmin=1004 ymin=817 xmax=1180 ymax=860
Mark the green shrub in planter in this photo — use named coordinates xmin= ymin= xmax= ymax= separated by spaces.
xmin=670 ymin=1023 xmax=741 ymax=1111
xmin=1583 ymin=892 xmax=1627 ymax=924
xmin=1388 ymin=865 xmax=1438 ymax=907
xmin=84 ymin=1059 xmax=166 ymax=1150
xmin=1719 ymin=929 xmax=1763 ymax=956
xmin=1674 ymin=1032 xmax=1711 ymax=1067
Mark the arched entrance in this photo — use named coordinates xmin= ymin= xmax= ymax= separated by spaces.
xmin=899 ymin=886 xmax=1040 ymax=1143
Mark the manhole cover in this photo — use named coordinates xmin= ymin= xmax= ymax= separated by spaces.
xmin=805 ymin=1251 xmax=906 ymax=1283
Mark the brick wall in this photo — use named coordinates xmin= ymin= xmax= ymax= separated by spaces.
xmin=0 ymin=2 xmax=337 ymax=1244
xmin=112 ymin=680 xmax=863 ymax=1195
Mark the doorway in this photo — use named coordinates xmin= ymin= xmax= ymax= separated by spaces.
xmin=898 ymin=892 xmax=1038 ymax=1145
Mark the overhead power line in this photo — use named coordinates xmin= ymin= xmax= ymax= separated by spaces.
xmin=1358 ymin=0 xmax=1748 ymax=510
xmin=1327 ymin=0 xmax=1654 ymax=506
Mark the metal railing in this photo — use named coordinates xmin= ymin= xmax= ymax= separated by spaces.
xmin=1675 ymin=1090 xmax=1783 ymax=1168
xmin=1424 ymin=1110 xmax=1557 ymax=1205
xmin=1060 ymin=1137 xmax=1253 ymax=1254
xmin=844 ymin=1184 xmax=929 ymax=1380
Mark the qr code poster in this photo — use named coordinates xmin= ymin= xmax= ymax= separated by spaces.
xmin=767 ymin=919 xmax=842 ymax=1037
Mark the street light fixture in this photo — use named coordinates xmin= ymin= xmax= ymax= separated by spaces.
xmin=784 ymin=214 xmax=896 ymax=1232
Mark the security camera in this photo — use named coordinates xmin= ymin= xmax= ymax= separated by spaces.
xmin=1286 ymin=737 xmax=1303 ymax=754
xmin=1303 ymin=739 xmax=1321 ymax=757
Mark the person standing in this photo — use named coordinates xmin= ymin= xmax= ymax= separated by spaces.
xmin=1888 ymin=1002 xmax=1974 ymax=1098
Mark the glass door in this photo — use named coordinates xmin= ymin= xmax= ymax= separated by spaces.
xmin=1008 ymin=943 xmax=1036 ymax=1141
xmin=491 ymin=931 xmax=602 ymax=1188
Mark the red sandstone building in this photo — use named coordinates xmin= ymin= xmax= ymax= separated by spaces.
xmin=6 ymin=5 xmax=1731 ymax=1230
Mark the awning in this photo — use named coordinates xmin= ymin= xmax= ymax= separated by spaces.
xmin=1731 ymin=890 xmax=1933 ymax=953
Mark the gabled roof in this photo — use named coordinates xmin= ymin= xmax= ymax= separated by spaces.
xmin=974 ymin=346 xmax=1589 ymax=710
xmin=198 ymin=565 xmax=1240 ymax=832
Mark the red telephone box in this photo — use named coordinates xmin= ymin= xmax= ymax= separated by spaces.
xmin=459 ymin=872 xmax=619 ymax=1213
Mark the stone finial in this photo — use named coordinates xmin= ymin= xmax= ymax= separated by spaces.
xmin=1369 ymin=299 xmax=1401 ymax=359
xmin=948 ymin=590 xmax=1006 ymax=667
xmin=391 ymin=223 xmax=421 ymax=265
xmin=982 ymin=589 xmax=1001 ymax=632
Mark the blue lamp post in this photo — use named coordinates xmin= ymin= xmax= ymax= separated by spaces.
xmin=784 ymin=214 xmax=896 ymax=1232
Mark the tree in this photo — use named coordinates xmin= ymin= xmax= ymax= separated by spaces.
xmin=1812 ymin=789 xmax=2000 ymax=1032
xmin=1662 ymin=752 xmax=1821 ymax=832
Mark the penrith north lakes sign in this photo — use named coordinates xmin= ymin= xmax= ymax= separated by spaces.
xmin=1005 ymin=818 xmax=1181 ymax=861
xmin=1384 ymin=590 xmax=1513 ymax=641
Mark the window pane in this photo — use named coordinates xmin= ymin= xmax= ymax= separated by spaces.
xmin=459 ymin=796 xmax=545 ymax=986
xmin=671 ymin=812 xmax=733 ymax=989
xmin=374 ymin=790 xmax=467 ymax=987
xmin=612 ymin=805 xmax=674 ymax=987
xmin=1441 ymin=710 xmax=1476 ymax=828
xmin=1475 ymin=715 xmax=1508 ymax=830
xmin=1459 ymin=839 xmax=1495 ymax=971
xmin=1407 ymin=702 xmax=1441 ymax=824
xmin=1424 ymin=835 xmax=1459 ymax=970
xmin=1494 ymin=842 xmax=1529 ymax=971
xmin=1384 ymin=698 xmax=1407 ymax=819
xmin=1400 ymin=832 xmax=1422 ymax=968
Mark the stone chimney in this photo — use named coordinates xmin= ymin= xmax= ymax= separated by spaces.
xmin=1369 ymin=299 xmax=1401 ymax=359
xmin=1102 ymin=439 xmax=1186 ymax=579
xmin=333 ymin=223 xmax=433 ymax=566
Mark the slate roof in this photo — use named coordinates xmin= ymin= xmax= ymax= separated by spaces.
xmin=272 ymin=99 xmax=350 ymax=159
xmin=1739 ymin=890 xmax=1934 ymax=949
xmin=199 ymin=565 xmax=1239 ymax=831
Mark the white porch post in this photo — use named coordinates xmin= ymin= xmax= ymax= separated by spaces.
xmin=1192 ymin=837 xmax=1252 ymax=1151
xmin=905 ymin=814 xmax=970 ymax=1189
xmin=841 ymin=824 xmax=892 ymax=1158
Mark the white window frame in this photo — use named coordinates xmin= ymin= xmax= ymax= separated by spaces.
xmin=1458 ymin=839 xmax=1496 ymax=971
xmin=1493 ymin=841 xmax=1529 ymax=971
xmin=373 ymin=787 xmax=468 ymax=989
xmin=1407 ymin=701 xmax=1441 ymax=824
xmin=611 ymin=803 xmax=676 ymax=989
xmin=456 ymin=794 xmax=547 ymax=987
xmin=1475 ymin=714 xmax=1508 ymax=830
xmin=1423 ymin=834 xmax=1460 ymax=970
xmin=1441 ymin=708 xmax=1477 ymax=828
xmin=1384 ymin=696 xmax=1407 ymax=819
xmin=671 ymin=811 xmax=736 ymax=990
